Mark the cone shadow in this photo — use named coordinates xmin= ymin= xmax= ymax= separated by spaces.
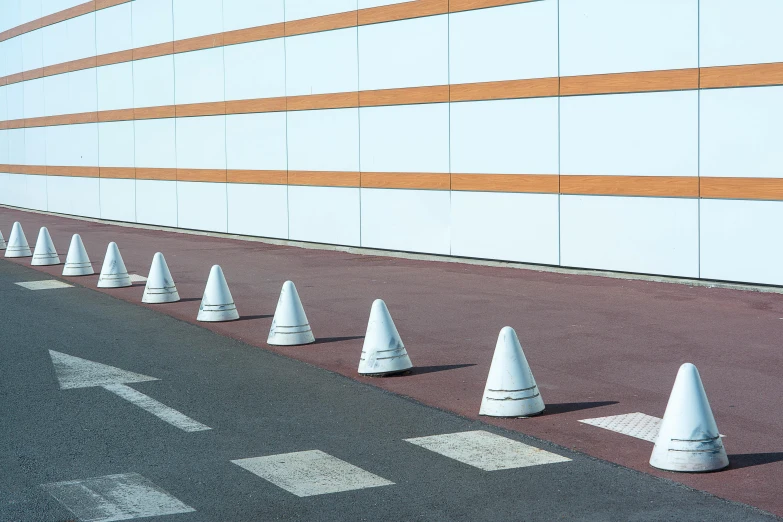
xmin=312 ymin=336 xmax=364 ymax=345
xmin=727 ymin=453 xmax=783 ymax=470
xmin=544 ymin=401 xmax=619 ymax=415
xmin=236 ymin=314 xmax=273 ymax=322
xmin=178 ymin=297 xmax=202 ymax=303
xmin=409 ymin=364 xmax=477 ymax=376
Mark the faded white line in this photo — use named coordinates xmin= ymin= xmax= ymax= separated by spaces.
xmin=232 ymin=450 xmax=394 ymax=497
xmin=43 ymin=472 xmax=194 ymax=522
xmin=15 ymin=280 xmax=72 ymax=290
xmin=102 ymin=383 xmax=211 ymax=433
xmin=579 ymin=412 xmax=662 ymax=442
xmin=405 ymin=430 xmax=571 ymax=471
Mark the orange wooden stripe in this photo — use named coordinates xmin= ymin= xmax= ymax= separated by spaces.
xmin=700 ymin=177 xmax=783 ymax=201
xmin=8 ymin=165 xmax=47 ymax=175
xmin=99 ymin=167 xmax=135 ymax=179
xmin=225 ymin=97 xmax=287 ymax=114
xmin=133 ymin=42 xmax=174 ymax=61
xmin=560 ymin=69 xmax=699 ymax=96
xmin=23 ymin=68 xmax=44 ymax=81
xmin=46 ymin=166 xmax=100 ymax=178
xmin=288 ymin=171 xmax=360 ymax=187
xmin=6 ymin=72 xmax=25 ymax=85
xmin=44 ymin=62 xmax=70 ymax=77
xmin=450 ymin=0 xmax=536 ymax=12
xmin=450 ymin=77 xmax=559 ymax=102
xmin=174 ymin=33 xmax=224 ymax=54
xmin=287 ymin=92 xmax=359 ymax=111
xmin=134 ymin=106 xmax=177 ymax=120
xmin=6 ymin=120 xmax=25 ymax=129
xmin=177 ymin=168 xmax=227 ymax=182
xmin=451 ymin=173 xmax=559 ymax=193
xmin=285 ymin=11 xmax=357 ymax=37
xmin=358 ymin=0 xmax=447 ymax=26
xmin=361 ymin=172 xmax=450 ymax=190
xmin=98 ymin=108 xmax=135 ymax=122
xmin=561 ymin=175 xmax=699 ymax=198
xmin=69 ymin=56 xmax=97 ymax=73
xmin=223 ymin=23 xmax=285 ymax=46
xmin=175 ymin=101 xmax=226 ymax=118
xmin=700 ymin=62 xmax=783 ymax=90
xmin=360 ymin=85 xmax=449 ymax=107
xmin=136 ymin=168 xmax=177 ymax=181
xmin=227 ymin=170 xmax=288 ymax=184
xmin=96 ymin=49 xmax=133 ymax=67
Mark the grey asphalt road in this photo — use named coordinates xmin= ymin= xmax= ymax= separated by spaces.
xmin=0 ymin=259 xmax=777 ymax=522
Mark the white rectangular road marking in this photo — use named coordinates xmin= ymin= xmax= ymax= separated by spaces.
xmin=579 ymin=412 xmax=662 ymax=443
xmin=232 ymin=450 xmax=394 ymax=497
xmin=102 ymin=383 xmax=211 ymax=433
xmin=42 ymin=472 xmax=195 ymax=522
xmin=405 ymin=430 xmax=571 ymax=471
xmin=15 ymin=280 xmax=73 ymax=290
xmin=129 ymin=274 xmax=147 ymax=283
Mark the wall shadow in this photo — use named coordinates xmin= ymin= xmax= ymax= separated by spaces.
xmin=409 ymin=363 xmax=477 ymax=376
xmin=544 ymin=401 xmax=619 ymax=415
xmin=312 ymin=335 xmax=365 ymax=345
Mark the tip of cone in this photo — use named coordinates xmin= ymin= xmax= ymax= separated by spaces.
xmin=210 ymin=264 xmax=223 ymax=275
xmin=153 ymin=252 xmax=164 ymax=260
xmin=73 ymin=233 xmax=81 ymax=239
xmin=499 ymin=326 xmax=516 ymax=336
xmin=283 ymin=280 xmax=295 ymax=288
xmin=371 ymin=298 xmax=386 ymax=309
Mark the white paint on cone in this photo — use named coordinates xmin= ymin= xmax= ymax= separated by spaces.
xmin=31 ymin=227 xmax=60 ymax=266
xmin=197 ymin=265 xmax=239 ymax=321
xmin=62 ymin=234 xmax=94 ymax=276
xmin=5 ymin=222 xmax=31 ymax=258
xmin=0 ymin=230 xmax=6 ymax=249
xmin=267 ymin=280 xmax=314 ymax=345
xmin=479 ymin=326 xmax=545 ymax=418
xmin=650 ymin=363 xmax=729 ymax=472
xmin=358 ymin=299 xmax=412 ymax=375
xmin=97 ymin=242 xmax=132 ymax=288
xmin=143 ymin=252 xmax=180 ymax=304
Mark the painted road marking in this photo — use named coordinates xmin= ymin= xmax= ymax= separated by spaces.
xmin=129 ymin=274 xmax=147 ymax=283
xmin=43 ymin=472 xmax=194 ymax=522
xmin=405 ymin=430 xmax=571 ymax=471
xmin=49 ymin=350 xmax=211 ymax=432
xmin=232 ymin=450 xmax=394 ymax=497
xmin=579 ymin=412 xmax=662 ymax=442
xmin=15 ymin=280 xmax=72 ymax=290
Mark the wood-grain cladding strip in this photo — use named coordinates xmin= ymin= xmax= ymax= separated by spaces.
xmin=99 ymin=167 xmax=135 ymax=179
xmin=450 ymin=77 xmax=559 ymax=102
xmin=288 ymin=171 xmax=361 ymax=188
xmin=0 ymin=0 xmax=131 ymax=43
xmin=560 ymin=69 xmax=700 ymax=96
xmin=451 ymin=173 xmax=559 ymax=193
xmin=560 ymin=175 xmax=700 ymax=198
xmin=700 ymin=177 xmax=783 ymax=201
xmin=358 ymin=0 xmax=448 ymax=26
xmin=361 ymin=172 xmax=451 ymax=190
xmin=359 ymin=85 xmax=449 ymax=107
xmin=284 ymin=11 xmax=357 ymax=37
xmin=700 ymin=62 xmax=783 ymax=90
xmin=227 ymin=170 xmax=288 ymax=185
xmin=177 ymin=169 xmax=227 ymax=182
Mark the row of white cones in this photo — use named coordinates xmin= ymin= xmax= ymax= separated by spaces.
xmin=3 ymin=221 xmax=729 ymax=473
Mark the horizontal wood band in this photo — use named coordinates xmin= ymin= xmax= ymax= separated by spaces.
xmin=700 ymin=62 xmax=783 ymax=90
xmin=227 ymin=170 xmax=288 ymax=184
xmin=287 ymin=92 xmax=359 ymax=111
xmin=560 ymin=68 xmax=700 ymax=96
xmin=46 ymin=166 xmax=100 ymax=177
xmin=450 ymin=77 xmax=559 ymax=102
xmin=134 ymin=106 xmax=177 ymax=120
xmin=288 ymin=171 xmax=361 ymax=187
xmin=177 ymin=169 xmax=227 ymax=182
xmin=360 ymin=85 xmax=449 ymax=107
xmin=223 ymin=23 xmax=285 ymax=46
xmin=700 ymin=177 xmax=783 ymax=201
xmin=358 ymin=0 xmax=448 ymax=26
xmin=99 ymin=167 xmax=135 ymax=179
xmin=285 ymin=11 xmax=357 ymax=37
xmin=560 ymin=175 xmax=699 ymax=198
xmin=176 ymin=101 xmax=226 ymax=118
xmin=449 ymin=0 xmax=538 ymax=13
xmin=0 ymin=1 xmax=132 ymax=43
xmin=225 ymin=97 xmax=287 ymax=114
xmin=174 ymin=33 xmax=225 ymax=54
xmin=361 ymin=172 xmax=451 ymax=190
xmin=451 ymin=173 xmax=559 ymax=193
xmin=136 ymin=168 xmax=177 ymax=181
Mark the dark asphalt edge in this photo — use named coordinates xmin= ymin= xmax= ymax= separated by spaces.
xmin=4 ymin=258 xmax=781 ymax=521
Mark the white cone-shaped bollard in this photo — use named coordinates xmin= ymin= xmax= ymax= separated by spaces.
xmin=97 ymin=242 xmax=132 ymax=288
xmin=650 ymin=363 xmax=729 ymax=472
xmin=5 ymin=222 xmax=31 ymax=258
xmin=267 ymin=281 xmax=314 ymax=345
xmin=62 ymin=234 xmax=94 ymax=276
xmin=479 ymin=327 xmax=545 ymax=418
xmin=0 ymin=230 xmax=6 ymax=249
xmin=197 ymin=265 xmax=239 ymax=321
xmin=358 ymin=299 xmax=412 ymax=376
xmin=31 ymin=227 xmax=61 ymax=266
xmin=142 ymin=252 xmax=180 ymax=304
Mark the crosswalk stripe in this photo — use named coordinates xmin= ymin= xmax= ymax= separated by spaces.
xmin=15 ymin=280 xmax=72 ymax=290
xmin=405 ymin=430 xmax=571 ymax=471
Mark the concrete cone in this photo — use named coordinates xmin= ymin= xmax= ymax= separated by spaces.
xmin=97 ymin=242 xmax=132 ymax=288
xmin=31 ymin=227 xmax=61 ymax=266
xmin=650 ymin=363 xmax=729 ymax=472
xmin=479 ymin=327 xmax=545 ymax=418
xmin=62 ymin=234 xmax=94 ymax=276
xmin=358 ymin=299 xmax=412 ymax=376
xmin=0 ymin=230 xmax=6 ymax=249
xmin=267 ymin=281 xmax=314 ymax=345
xmin=5 ymin=222 xmax=31 ymax=257
xmin=197 ymin=265 xmax=239 ymax=321
xmin=142 ymin=252 xmax=180 ymax=304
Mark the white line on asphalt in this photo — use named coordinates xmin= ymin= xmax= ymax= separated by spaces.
xmin=102 ymin=383 xmax=211 ymax=433
xmin=579 ymin=412 xmax=662 ymax=442
xmin=405 ymin=430 xmax=571 ymax=471
xmin=232 ymin=450 xmax=394 ymax=497
xmin=15 ymin=280 xmax=72 ymax=290
xmin=42 ymin=472 xmax=195 ymax=522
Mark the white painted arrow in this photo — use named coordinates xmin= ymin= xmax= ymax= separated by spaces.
xmin=49 ymin=350 xmax=211 ymax=433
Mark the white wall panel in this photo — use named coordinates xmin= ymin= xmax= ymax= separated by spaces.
xmin=133 ymin=55 xmax=175 ymax=108
xmin=134 ymin=118 xmax=176 ymax=168
xmin=227 ymin=183 xmax=288 ymax=238
xmin=175 ymin=115 xmax=226 ymax=169
xmin=96 ymin=3 xmax=133 ymax=56
xmin=8 ymin=128 xmax=25 ymax=164
xmin=47 ymin=176 xmax=101 ymax=218
xmin=136 ymin=179 xmax=177 ymax=226
xmin=449 ymin=2 xmax=558 ymax=85
xmin=700 ymin=86 xmax=783 ymax=178
xmin=23 ymin=77 xmax=45 ymax=118
xmin=561 ymin=91 xmax=698 ymax=177
xmin=288 ymin=186 xmax=360 ymax=245
xmin=6 ymin=82 xmax=24 ymax=120
xmin=700 ymin=0 xmax=783 ymax=67
xmin=42 ymin=0 xmax=81 ymax=17
xmin=0 ymin=129 xmax=8 ymax=164
xmin=44 ymin=73 xmax=69 ymax=116
xmin=1 ymin=1 xmax=22 ymax=32
xmin=19 ymin=0 xmax=41 ymax=24
xmin=97 ymin=62 xmax=134 ymax=111
xmin=360 ymin=103 xmax=449 ymax=173
xmin=68 ymin=68 xmax=98 ymax=114
xmin=41 ymin=20 xmax=68 ymax=67
xmin=700 ymin=199 xmax=783 ymax=285
xmin=223 ymin=0 xmax=284 ymax=31
xmin=26 ymin=174 xmax=48 ymax=211
xmin=5 ymin=36 xmax=23 ymax=78
xmin=67 ymin=13 xmax=96 ymax=62
xmin=561 ymin=195 xmax=699 ymax=277
xmin=358 ymin=0 xmax=409 ymax=7
xmin=24 ymin=127 xmax=46 ymax=165
xmin=173 ymin=0 xmax=223 ymax=41
xmin=224 ymin=39 xmax=286 ymax=101
xmin=45 ymin=125 xmax=67 ymax=166
xmin=559 ymin=0 xmax=698 ymax=76
xmin=0 ymin=86 xmax=6 ymax=121
xmin=451 ymin=98 xmax=558 ymax=174
xmin=174 ymin=47 xmax=225 ymax=104
xmin=68 ymin=123 xmax=99 ymax=166
xmin=287 ymin=108 xmax=359 ymax=172
xmin=100 ymin=178 xmax=136 ymax=222
xmin=132 ymin=0 xmax=174 ymax=48
xmin=98 ymin=121 xmax=134 ymax=167
xmin=176 ymin=181 xmax=228 ymax=232
xmin=285 ymin=28 xmax=358 ymax=96
xmin=3 ymin=173 xmax=27 ymax=207
xmin=361 ymin=188 xmax=450 ymax=255
xmin=451 ymin=191 xmax=560 ymax=264
xmin=284 ymin=0 xmax=356 ymax=21
xmin=226 ymin=112 xmax=287 ymax=170
xmin=21 ymin=29 xmax=43 ymax=72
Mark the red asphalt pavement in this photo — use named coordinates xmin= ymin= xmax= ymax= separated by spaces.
xmin=3 ymin=207 xmax=782 ymax=517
